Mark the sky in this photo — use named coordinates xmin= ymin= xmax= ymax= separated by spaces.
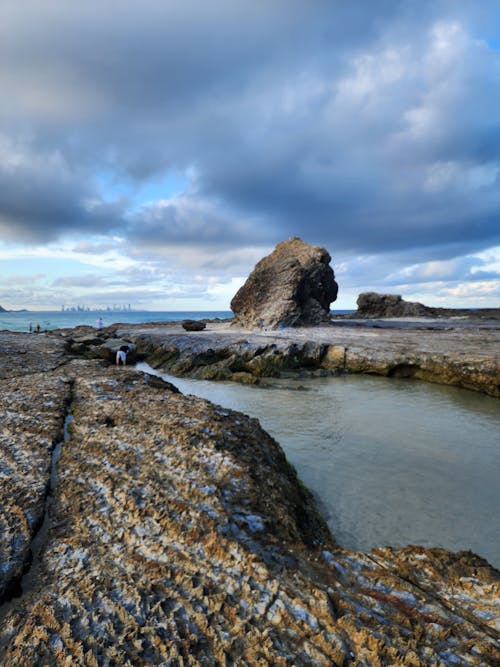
xmin=1 ymin=0 xmax=499 ymax=312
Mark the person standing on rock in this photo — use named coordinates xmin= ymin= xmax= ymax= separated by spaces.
xmin=116 ymin=345 xmax=129 ymax=366
xmin=96 ymin=316 xmax=104 ymax=330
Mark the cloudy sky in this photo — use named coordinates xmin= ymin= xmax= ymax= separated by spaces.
xmin=1 ymin=0 xmax=499 ymax=311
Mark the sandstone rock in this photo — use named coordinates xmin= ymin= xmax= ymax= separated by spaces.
xmin=231 ymin=237 xmax=338 ymax=329
xmin=0 ymin=335 xmax=499 ymax=665
xmin=182 ymin=319 xmax=206 ymax=331
xmin=0 ymin=371 xmax=71 ymax=604
xmin=1 ymin=357 xmax=498 ymax=665
xmin=0 ymin=332 xmax=67 ymax=380
xmin=356 ymin=292 xmax=434 ymax=317
xmin=116 ymin=320 xmax=500 ymax=397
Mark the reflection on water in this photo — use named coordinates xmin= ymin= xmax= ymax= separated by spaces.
xmin=137 ymin=363 xmax=500 ymax=568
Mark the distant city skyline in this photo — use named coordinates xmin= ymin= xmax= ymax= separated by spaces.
xmin=61 ymin=304 xmax=133 ymax=313
xmin=0 ymin=1 xmax=499 ymax=311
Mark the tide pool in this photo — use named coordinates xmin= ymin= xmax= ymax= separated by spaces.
xmin=138 ymin=363 xmax=500 ymax=568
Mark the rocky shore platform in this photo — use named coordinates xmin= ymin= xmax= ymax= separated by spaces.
xmin=0 ymin=327 xmax=499 ymax=665
xmin=85 ymin=315 xmax=500 ymax=397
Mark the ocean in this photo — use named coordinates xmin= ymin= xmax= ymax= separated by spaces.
xmin=0 ymin=309 xmax=355 ymax=333
xmin=0 ymin=310 xmax=233 ymax=333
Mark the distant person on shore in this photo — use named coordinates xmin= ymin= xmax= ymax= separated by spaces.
xmin=35 ymin=323 xmax=41 ymax=333
xmin=96 ymin=316 xmax=104 ymax=330
xmin=116 ymin=345 xmax=129 ymax=366
xmin=29 ymin=322 xmax=33 ymax=333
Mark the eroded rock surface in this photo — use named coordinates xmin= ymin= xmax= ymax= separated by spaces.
xmin=0 ymin=372 xmax=71 ymax=603
xmin=0 ymin=332 xmax=67 ymax=380
xmin=231 ymin=237 xmax=338 ymax=329
xmin=0 ymin=333 xmax=499 ymax=665
xmin=356 ymin=293 xmax=433 ymax=317
xmin=113 ymin=319 xmax=500 ymax=397
xmin=355 ymin=292 xmax=500 ymax=320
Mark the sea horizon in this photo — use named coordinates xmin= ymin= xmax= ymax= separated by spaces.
xmin=0 ymin=309 xmax=357 ymax=333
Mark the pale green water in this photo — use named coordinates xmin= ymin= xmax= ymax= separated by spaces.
xmin=137 ymin=364 xmax=500 ymax=568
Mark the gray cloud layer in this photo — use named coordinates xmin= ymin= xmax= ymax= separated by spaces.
xmin=0 ymin=0 xmax=499 ymax=294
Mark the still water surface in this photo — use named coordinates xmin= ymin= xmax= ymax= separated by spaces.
xmin=137 ymin=364 xmax=500 ymax=568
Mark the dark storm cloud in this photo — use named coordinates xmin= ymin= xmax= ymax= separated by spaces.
xmin=0 ymin=0 xmax=499 ymax=273
xmin=0 ymin=161 xmax=127 ymax=242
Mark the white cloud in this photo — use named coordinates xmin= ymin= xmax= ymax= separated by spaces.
xmin=0 ymin=2 xmax=499 ymax=309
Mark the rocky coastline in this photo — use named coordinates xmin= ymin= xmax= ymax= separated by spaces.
xmin=62 ymin=314 xmax=500 ymax=398
xmin=0 ymin=324 xmax=499 ymax=664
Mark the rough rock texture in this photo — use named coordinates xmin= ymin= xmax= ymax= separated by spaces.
xmin=0 ymin=331 xmax=67 ymax=380
xmin=356 ymin=293 xmax=433 ymax=317
xmin=113 ymin=319 xmax=500 ymax=397
xmin=0 ymin=360 xmax=498 ymax=663
xmin=0 ymin=372 xmax=70 ymax=602
xmin=1 ymin=332 xmax=499 ymax=665
xmin=231 ymin=237 xmax=338 ymax=329
xmin=355 ymin=292 xmax=500 ymax=320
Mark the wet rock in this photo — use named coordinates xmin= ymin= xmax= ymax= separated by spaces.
xmin=231 ymin=237 xmax=338 ymax=329
xmin=120 ymin=321 xmax=500 ymax=397
xmin=231 ymin=371 xmax=261 ymax=385
xmin=182 ymin=319 xmax=206 ymax=331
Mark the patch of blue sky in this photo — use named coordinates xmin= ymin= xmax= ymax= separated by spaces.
xmin=481 ymin=10 xmax=500 ymax=49
xmin=96 ymin=170 xmax=188 ymax=210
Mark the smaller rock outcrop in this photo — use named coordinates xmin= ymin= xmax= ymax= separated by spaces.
xmin=182 ymin=320 xmax=206 ymax=332
xmin=231 ymin=237 xmax=338 ymax=329
xmin=356 ymin=292 xmax=433 ymax=317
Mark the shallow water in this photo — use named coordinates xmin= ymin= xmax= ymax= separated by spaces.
xmin=137 ymin=363 xmax=500 ymax=568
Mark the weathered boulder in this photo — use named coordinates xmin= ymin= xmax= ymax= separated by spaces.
xmin=182 ymin=319 xmax=206 ymax=331
xmin=356 ymin=292 xmax=434 ymax=317
xmin=231 ymin=237 xmax=338 ymax=329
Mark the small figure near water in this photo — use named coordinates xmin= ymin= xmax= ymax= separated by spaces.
xmin=116 ymin=345 xmax=129 ymax=366
xmin=29 ymin=322 xmax=33 ymax=333
xmin=96 ymin=316 xmax=104 ymax=330
xmin=35 ymin=323 xmax=41 ymax=333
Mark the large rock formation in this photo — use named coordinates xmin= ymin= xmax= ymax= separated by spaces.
xmin=356 ymin=292 xmax=434 ymax=317
xmin=231 ymin=237 xmax=338 ymax=329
